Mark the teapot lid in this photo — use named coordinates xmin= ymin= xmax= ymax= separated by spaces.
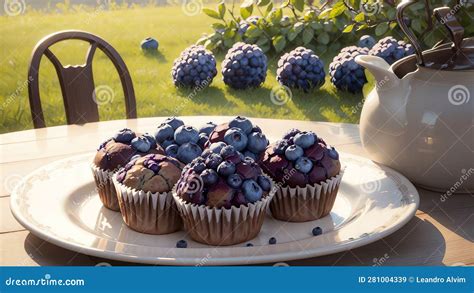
xmin=397 ymin=0 xmax=474 ymax=70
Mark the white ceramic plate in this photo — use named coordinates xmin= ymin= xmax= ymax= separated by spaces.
xmin=10 ymin=152 xmax=419 ymax=265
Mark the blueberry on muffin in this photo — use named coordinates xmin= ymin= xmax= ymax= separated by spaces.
xmin=92 ymin=128 xmax=165 ymax=211
xmin=206 ymin=116 xmax=269 ymax=161
xmin=260 ymin=129 xmax=341 ymax=188
xmin=260 ymin=129 xmax=343 ymax=222
xmin=175 ymin=145 xmax=272 ymax=208
xmin=114 ymin=154 xmax=184 ymax=234
xmin=154 ymin=117 xmax=213 ymax=164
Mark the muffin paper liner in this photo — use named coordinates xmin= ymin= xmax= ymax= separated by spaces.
xmin=112 ymin=175 xmax=182 ymax=235
xmin=91 ymin=164 xmax=120 ymax=212
xmin=270 ymin=170 xmax=344 ymax=222
xmin=172 ymin=176 xmax=276 ymax=246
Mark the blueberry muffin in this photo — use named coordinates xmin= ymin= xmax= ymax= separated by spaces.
xmin=153 ymin=117 xmax=212 ymax=164
xmin=91 ymin=128 xmax=164 ymax=211
xmin=260 ymin=129 xmax=343 ymax=222
xmin=114 ymin=154 xmax=184 ymax=234
xmin=173 ymin=145 xmax=275 ymax=245
xmin=206 ymin=116 xmax=269 ymax=161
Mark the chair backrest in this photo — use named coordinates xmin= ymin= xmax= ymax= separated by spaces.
xmin=28 ymin=30 xmax=137 ymax=128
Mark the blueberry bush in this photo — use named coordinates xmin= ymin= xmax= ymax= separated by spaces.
xmin=196 ymin=0 xmax=473 ymax=54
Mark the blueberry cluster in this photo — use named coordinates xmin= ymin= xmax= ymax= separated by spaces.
xmin=369 ymin=36 xmax=415 ymax=65
xmin=154 ymin=117 xmax=215 ymax=164
xmin=276 ymin=47 xmax=326 ymax=92
xmin=176 ymin=145 xmax=272 ymax=208
xmin=329 ymin=46 xmax=369 ymax=93
xmin=99 ymin=128 xmax=157 ymax=154
xmin=222 ymin=42 xmax=268 ymax=89
xmin=358 ymin=35 xmax=376 ymax=49
xmin=260 ymin=128 xmax=341 ymax=188
xmin=171 ymin=45 xmax=218 ymax=88
xmin=207 ymin=116 xmax=269 ymax=161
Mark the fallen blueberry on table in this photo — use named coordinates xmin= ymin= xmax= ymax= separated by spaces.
xmin=176 ymin=240 xmax=187 ymax=248
xmin=269 ymin=237 xmax=277 ymax=245
xmin=312 ymin=227 xmax=323 ymax=236
xmin=246 ymin=243 xmax=254 ymax=247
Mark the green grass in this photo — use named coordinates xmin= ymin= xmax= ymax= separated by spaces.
xmin=0 ymin=5 xmax=367 ymax=134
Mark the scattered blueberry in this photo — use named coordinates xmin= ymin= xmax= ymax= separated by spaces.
xmin=155 ymin=123 xmax=174 ymax=143
xmin=164 ymin=117 xmax=184 ymax=130
xmin=224 ymin=128 xmax=248 ymax=152
xmin=246 ymin=243 xmax=254 ymax=247
xmin=113 ymin=128 xmax=136 ymax=143
xmin=312 ymin=227 xmax=323 ymax=236
xmin=131 ymin=136 xmax=151 ymax=153
xmin=201 ymin=169 xmax=219 ymax=186
xmin=141 ymin=37 xmax=159 ymax=51
xmin=295 ymin=156 xmax=313 ymax=174
xmin=284 ymin=145 xmax=304 ymax=161
xmin=174 ymin=125 xmax=199 ymax=145
xmin=242 ymin=179 xmax=263 ymax=203
xmin=293 ymin=132 xmax=316 ymax=149
xmin=257 ymin=175 xmax=272 ymax=192
xmin=217 ymin=161 xmax=236 ymax=177
xmin=227 ymin=173 xmax=243 ymax=188
xmin=269 ymin=237 xmax=277 ymax=245
xmin=177 ymin=142 xmax=202 ymax=164
xmin=165 ymin=144 xmax=179 ymax=158
xmin=199 ymin=122 xmax=217 ymax=136
xmin=176 ymin=239 xmax=188 ymax=248
xmin=247 ymin=132 xmax=268 ymax=153
xmin=229 ymin=116 xmax=253 ymax=134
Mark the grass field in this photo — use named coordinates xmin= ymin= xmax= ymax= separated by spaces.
xmin=0 ymin=4 xmax=368 ymax=134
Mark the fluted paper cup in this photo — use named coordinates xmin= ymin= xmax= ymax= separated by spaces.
xmin=91 ymin=164 xmax=120 ymax=211
xmin=270 ymin=171 xmax=344 ymax=222
xmin=112 ymin=175 xmax=182 ymax=235
xmin=172 ymin=176 xmax=276 ymax=246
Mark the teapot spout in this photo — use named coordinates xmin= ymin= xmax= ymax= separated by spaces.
xmin=355 ymin=55 xmax=400 ymax=91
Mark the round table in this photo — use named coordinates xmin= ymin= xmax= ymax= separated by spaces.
xmin=0 ymin=117 xmax=472 ymax=266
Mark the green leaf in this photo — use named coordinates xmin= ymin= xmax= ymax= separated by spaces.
xmin=211 ymin=23 xmax=226 ymax=30
xmin=329 ymin=2 xmax=346 ymax=18
xmin=257 ymin=0 xmax=271 ymax=6
xmin=390 ymin=22 xmax=397 ymax=29
xmin=264 ymin=2 xmax=273 ymax=16
xmin=246 ymin=25 xmax=263 ymax=38
xmin=343 ymin=23 xmax=355 ymax=33
xmin=317 ymin=32 xmax=330 ymax=45
xmin=302 ymin=27 xmax=314 ymax=44
xmin=269 ymin=8 xmax=283 ymax=24
xmin=412 ymin=19 xmax=422 ymax=34
xmin=310 ymin=21 xmax=322 ymax=30
xmin=357 ymin=23 xmax=369 ymax=31
xmin=218 ymin=2 xmax=226 ymax=18
xmin=318 ymin=8 xmax=332 ymax=19
xmin=354 ymin=12 xmax=365 ymax=22
xmin=272 ymin=35 xmax=286 ymax=52
xmin=240 ymin=5 xmax=253 ymax=19
xmin=294 ymin=22 xmax=304 ymax=34
xmin=291 ymin=0 xmax=304 ymax=12
xmin=202 ymin=8 xmax=221 ymax=19
xmin=241 ymin=0 xmax=254 ymax=8
xmin=375 ymin=22 xmax=388 ymax=36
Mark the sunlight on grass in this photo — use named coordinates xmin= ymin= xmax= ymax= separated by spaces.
xmin=0 ymin=5 xmax=370 ymax=134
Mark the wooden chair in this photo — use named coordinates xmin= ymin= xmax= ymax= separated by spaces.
xmin=28 ymin=30 xmax=137 ymax=128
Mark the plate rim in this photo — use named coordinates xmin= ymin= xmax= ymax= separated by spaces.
xmin=10 ymin=153 xmax=420 ymax=265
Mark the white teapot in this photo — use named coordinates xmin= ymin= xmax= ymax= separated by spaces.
xmin=355 ymin=2 xmax=474 ymax=192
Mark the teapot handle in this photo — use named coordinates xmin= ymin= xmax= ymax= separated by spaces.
xmin=397 ymin=0 xmax=426 ymax=65
xmin=433 ymin=7 xmax=464 ymax=51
